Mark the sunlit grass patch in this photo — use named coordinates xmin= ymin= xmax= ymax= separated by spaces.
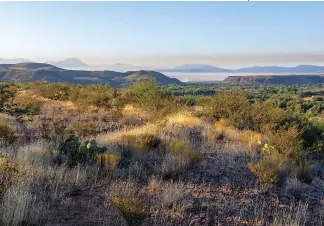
xmin=166 ymin=112 xmax=201 ymax=128
xmin=96 ymin=123 xmax=159 ymax=146
xmin=122 ymin=104 xmax=148 ymax=117
xmin=209 ymin=119 xmax=264 ymax=153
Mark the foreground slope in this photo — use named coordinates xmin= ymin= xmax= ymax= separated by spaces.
xmin=0 ymin=63 xmax=183 ymax=86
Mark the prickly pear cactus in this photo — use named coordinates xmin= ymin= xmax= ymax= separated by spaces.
xmin=55 ymin=135 xmax=81 ymax=167
xmin=54 ymin=136 xmax=107 ymax=167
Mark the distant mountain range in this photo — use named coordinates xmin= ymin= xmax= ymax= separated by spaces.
xmin=0 ymin=58 xmax=32 ymax=64
xmin=158 ymin=64 xmax=324 ymax=74
xmin=158 ymin=64 xmax=231 ymax=73
xmin=0 ymin=63 xmax=182 ymax=86
xmin=0 ymin=58 xmax=88 ymax=68
xmin=0 ymin=58 xmax=139 ymax=71
xmin=46 ymin=58 xmax=89 ymax=68
xmin=92 ymin=63 xmax=139 ymax=72
xmin=2 ymin=58 xmax=324 ymax=74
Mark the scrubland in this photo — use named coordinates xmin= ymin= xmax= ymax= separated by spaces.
xmin=1 ymin=81 xmax=324 ymax=226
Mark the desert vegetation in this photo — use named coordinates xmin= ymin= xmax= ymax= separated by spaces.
xmin=0 ymin=80 xmax=324 ymax=225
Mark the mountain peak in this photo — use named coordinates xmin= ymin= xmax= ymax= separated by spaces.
xmin=46 ymin=58 xmax=89 ymax=68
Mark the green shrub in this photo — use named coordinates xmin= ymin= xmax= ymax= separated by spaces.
xmin=53 ymin=89 xmax=69 ymax=100
xmin=0 ymin=84 xmax=19 ymax=111
xmin=25 ymin=100 xmax=44 ymax=115
xmin=179 ymin=96 xmax=196 ymax=107
xmin=262 ymin=125 xmax=302 ymax=160
xmin=248 ymin=156 xmax=282 ymax=188
xmin=68 ymin=85 xmax=117 ymax=109
xmin=129 ymin=79 xmax=182 ymax=120
xmin=208 ymin=91 xmax=252 ymax=129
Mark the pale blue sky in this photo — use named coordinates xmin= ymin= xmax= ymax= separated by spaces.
xmin=1 ymin=2 xmax=324 ymax=67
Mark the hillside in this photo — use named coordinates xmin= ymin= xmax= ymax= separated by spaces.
xmin=222 ymin=74 xmax=324 ymax=85
xmin=1 ymin=82 xmax=323 ymax=225
xmin=0 ymin=63 xmax=183 ymax=86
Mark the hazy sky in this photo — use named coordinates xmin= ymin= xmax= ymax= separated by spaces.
xmin=1 ymin=2 xmax=324 ymax=68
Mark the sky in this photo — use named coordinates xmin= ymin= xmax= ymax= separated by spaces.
xmin=1 ymin=2 xmax=324 ymax=68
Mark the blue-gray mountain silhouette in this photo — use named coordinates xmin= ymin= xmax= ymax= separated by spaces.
xmin=46 ymin=58 xmax=89 ymax=68
xmin=158 ymin=64 xmax=324 ymax=73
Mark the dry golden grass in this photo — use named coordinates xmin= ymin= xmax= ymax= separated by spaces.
xmin=96 ymin=123 xmax=159 ymax=146
xmin=211 ymin=119 xmax=264 ymax=153
xmin=2 ymin=83 xmax=323 ymax=226
xmin=122 ymin=104 xmax=149 ymax=119
xmin=95 ymin=153 xmax=121 ymax=170
xmin=15 ymin=90 xmax=49 ymax=103
xmin=166 ymin=112 xmax=201 ymax=128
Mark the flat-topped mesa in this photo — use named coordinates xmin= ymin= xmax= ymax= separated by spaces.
xmin=222 ymin=74 xmax=324 ymax=85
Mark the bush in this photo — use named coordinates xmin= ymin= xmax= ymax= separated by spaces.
xmin=39 ymin=119 xmax=67 ymax=149
xmin=0 ymin=155 xmax=19 ymax=197
xmin=110 ymin=196 xmax=149 ymax=226
xmin=262 ymin=125 xmax=302 ymax=160
xmin=261 ymin=143 xmax=277 ymax=156
xmin=68 ymin=85 xmax=117 ymax=109
xmin=208 ymin=90 xmax=252 ymax=130
xmin=161 ymin=153 xmax=191 ymax=179
xmin=0 ymin=84 xmax=19 ymax=111
xmin=241 ymin=130 xmax=263 ymax=153
xmin=120 ymin=134 xmax=162 ymax=153
xmin=0 ymin=121 xmax=15 ymax=146
xmin=166 ymin=140 xmax=203 ymax=165
xmin=95 ymin=152 xmax=121 ymax=171
xmin=29 ymin=82 xmax=70 ymax=100
xmin=207 ymin=91 xmax=286 ymax=132
xmin=284 ymin=177 xmax=308 ymax=200
xmin=178 ymin=96 xmax=196 ymax=107
xmin=248 ymin=156 xmax=282 ymax=188
xmin=25 ymin=100 xmax=44 ymax=115
xmin=129 ymin=79 xmax=181 ymax=120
